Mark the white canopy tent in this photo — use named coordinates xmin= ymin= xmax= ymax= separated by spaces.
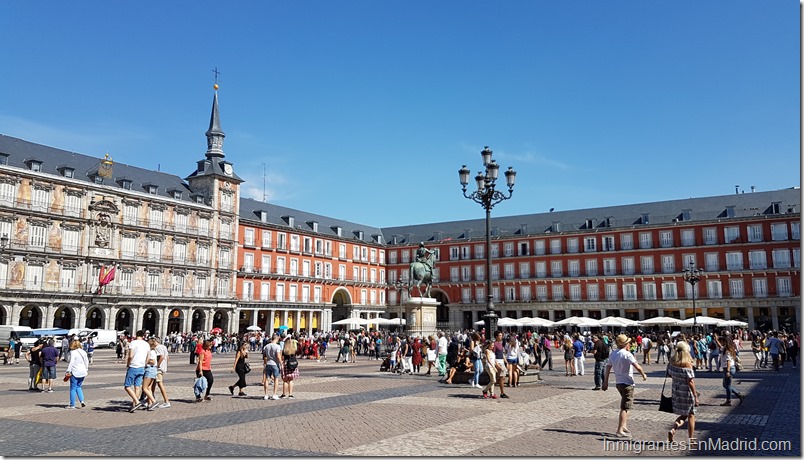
xmin=331 ymin=318 xmax=369 ymax=327
xmin=716 ymin=320 xmax=748 ymax=328
xmin=554 ymin=316 xmax=601 ymax=327
xmin=679 ymin=316 xmax=722 ymax=326
xmin=518 ymin=317 xmax=556 ymax=328
xmin=638 ymin=316 xmax=682 ymax=327
xmin=597 ymin=316 xmax=638 ymax=327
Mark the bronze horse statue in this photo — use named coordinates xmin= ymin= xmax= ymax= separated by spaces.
xmin=408 ymin=252 xmax=435 ymax=298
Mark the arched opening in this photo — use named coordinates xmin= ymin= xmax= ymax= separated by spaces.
xmin=54 ymin=307 xmax=73 ymax=329
xmin=115 ymin=308 xmax=132 ymax=334
xmin=331 ymin=289 xmax=352 ymax=323
xmin=0 ymin=305 xmax=7 ymax=325
xmin=191 ymin=309 xmax=206 ymax=333
xmin=142 ymin=308 xmax=158 ymax=335
xmin=20 ymin=307 xmax=42 ymax=328
xmin=212 ymin=310 xmax=227 ymax=332
xmin=85 ymin=307 xmax=104 ymax=329
xmin=167 ymin=309 xmax=183 ymax=334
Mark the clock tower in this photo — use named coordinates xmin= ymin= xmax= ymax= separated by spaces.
xmin=185 ymin=83 xmax=243 ymax=316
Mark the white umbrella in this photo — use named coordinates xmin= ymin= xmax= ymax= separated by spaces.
xmin=717 ymin=320 xmax=748 ymax=328
xmin=679 ymin=316 xmax=722 ymax=326
xmin=473 ymin=320 xmax=485 ymax=326
xmin=368 ymin=317 xmax=391 ymax=325
xmin=387 ymin=318 xmax=406 ymax=326
xmin=597 ymin=316 xmax=637 ymax=327
xmin=497 ymin=317 xmax=521 ymax=327
xmin=331 ymin=318 xmax=368 ymax=326
xmin=246 ymin=325 xmax=262 ymax=332
xmin=518 ymin=317 xmax=556 ymax=328
xmin=638 ymin=316 xmax=681 ymax=326
xmin=555 ymin=316 xmax=600 ymax=327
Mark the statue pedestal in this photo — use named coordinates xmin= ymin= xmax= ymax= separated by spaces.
xmin=404 ymin=297 xmax=438 ymax=339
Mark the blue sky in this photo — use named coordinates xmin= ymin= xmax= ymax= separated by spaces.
xmin=2 ymin=1 xmax=799 ymax=227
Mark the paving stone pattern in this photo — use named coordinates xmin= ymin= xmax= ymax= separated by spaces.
xmin=0 ymin=348 xmax=798 ymax=456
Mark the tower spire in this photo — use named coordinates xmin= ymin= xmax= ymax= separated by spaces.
xmin=205 ymin=81 xmax=225 ymax=159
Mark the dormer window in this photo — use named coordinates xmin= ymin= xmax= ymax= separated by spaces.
xmin=94 ymin=175 xmax=103 ymax=184
xmin=57 ymin=166 xmax=75 ymax=178
xmin=194 ymin=195 xmax=204 ymax=204
xmin=0 ymin=154 xmax=8 ymax=165
xmin=725 ymin=206 xmax=735 ymax=218
xmin=641 ymin=213 xmax=650 ymax=225
xmin=283 ymin=216 xmax=294 ymax=228
xmin=171 ymin=190 xmax=182 ymax=199
xmin=121 ymin=180 xmax=132 ymax=190
xmin=259 ymin=211 xmax=268 ymax=223
xmin=24 ymin=159 xmax=43 ymax=172
xmin=143 ymin=183 xmax=158 ymax=195
xmin=681 ymin=209 xmax=691 ymax=221
xmin=307 ymin=221 xmax=319 ymax=232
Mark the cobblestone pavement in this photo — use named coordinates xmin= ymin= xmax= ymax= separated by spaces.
xmin=0 ymin=348 xmax=798 ymax=457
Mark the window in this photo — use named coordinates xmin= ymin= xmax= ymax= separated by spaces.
xmin=550 ymin=239 xmax=561 ymax=254
xmin=63 ymin=228 xmax=80 ymax=254
xmin=622 ymin=284 xmax=637 ymax=300
xmin=260 ymin=282 xmax=270 ymax=301
xmin=706 ymin=280 xmax=722 ymax=299
xmin=503 ymin=242 xmax=514 ymax=257
xmin=704 ymin=253 xmax=719 ymax=271
xmin=605 ymin=284 xmax=618 ymax=301
xmin=729 ymin=279 xmax=744 ymax=298
xmin=289 ymin=259 xmax=298 ymax=276
xmin=0 ymin=182 xmax=16 ymax=206
xmin=277 ymin=233 xmax=287 ymax=250
xmin=244 ymin=228 xmax=255 ymax=246
xmin=681 ymin=229 xmax=695 ymax=247
xmin=661 ymin=255 xmax=675 ymax=274
xmin=534 ymin=240 xmax=545 ymax=255
xmin=551 ymin=285 xmax=564 ymax=301
xmin=220 ymin=192 xmax=233 ymax=212
xmin=520 ymin=285 xmax=532 ymax=302
xmin=518 ymin=242 xmax=529 ymax=256
xmin=172 ymin=274 xmax=185 ymax=296
xmin=477 ymin=287 xmax=487 ymax=303
xmin=147 ymin=273 xmax=159 ymax=295
xmin=602 ymin=236 xmax=615 ymax=252
xmin=29 ymin=224 xmax=46 ymax=248
xmin=641 ymin=256 xmax=654 ymax=274
xmin=536 ymin=285 xmax=547 ymax=301
xmin=621 ymin=257 xmax=635 ymax=275
xmin=659 ymin=231 xmax=673 ymax=248
xmin=504 ymin=263 xmax=515 ymax=280
xmin=217 ymin=277 xmax=230 ymax=298
xmin=662 ymin=282 xmax=678 ymax=300
xmin=566 ymin=238 xmax=579 ymax=253
xmin=724 ymin=226 xmax=740 ymax=243
xmin=587 ymin=284 xmax=599 ymax=301
xmin=243 ymin=253 xmax=254 ymax=272
xmin=725 ymin=252 xmax=742 ymax=270
xmin=290 ymin=235 xmax=300 ymax=252
xmin=585 ymin=259 xmax=598 ymax=276
xmin=752 ymin=278 xmax=767 ymax=298
xmin=703 ymin=227 xmax=717 ymax=245
xmin=32 ymin=188 xmax=49 ymax=212
xmin=620 ymin=233 xmax=633 ymax=250
xmin=792 ymin=222 xmax=800 ymax=240
xmin=535 ymin=262 xmax=546 ymax=278
xmin=174 ymin=242 xmax=186 ymax=263
xmin=684 ymin=281 xmax=698 ymax=300
xmin=584 ymin=237 xmax=597 ymax=252
xmin=261 ymin=230 xmax=272 ymax=248
xmin=65 ymin=194 xmax=81 ymax=217
xmin=124 ymin=204 xmax=138 ymax=225
xmin=568 ymin=260 xmax=580 ymax=277
xmin=490 ymin=244 xmax=499 ymax=258
xmin=639 ymin=232 xmax=652 ymax=249
xmin=793 ymin=249 xmax=800 ymax=268
xmin=149 ymin=207 xmax=163 ymax=229
xmin=175 ymin=213 xmax=187 ymax=232
xmin=120 ymin=271 xmax=133 ymax=295
xmin=550 ymin=261 xmax=563 ymax=277
xmin=770 ymin=223 xmax=788 ymax=241
xmin=505 ymin=286 xmax=516 ymax=302
xmin=24 ymin=264 xmax=42 ymax=290
xmin=603 ymin=258 xmax=616 ymax=276
xmin=196 ymin=277 xmax=207 ymax=297
xmin=148 ymin=239 xmax=162 ymax=261
xmin=772 ymin=249 xmax=791 ymax=269
xmin=60 ymin=268 xmax=76 ymax=292
xmin=450 ymin=267 xmax=459 ymax=282
xmin=461 ymin=245 xmax=472 ymax=259
xmin=748 ymin=251 xmax=767 ymax=269
xmin=491 ymin=264 xmax=500 ymax=281
xmin=475 ymin=265 xmax=485 ymax=281
xmin=519 ymin=262 xmax=530 ymax=279
xmin=642 ymin=282 xmax=656 ymax=300
xmin=303 ymin=237 xmax=312 ymax=253
xmin=569 ymin=284 xmax=581 ymax=301
xmin=474 ymin=244 xmax=485 ymax=259
xmin=777 ymin=277 xmax=792 ymax=297
xmin=748 ymin=224 xmax=763 ymax=243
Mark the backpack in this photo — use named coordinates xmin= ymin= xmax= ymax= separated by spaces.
xmin=708 ymin=340 xmax=717 ymax=350
xmin=599 ymin=344 xmax=610 ymax=360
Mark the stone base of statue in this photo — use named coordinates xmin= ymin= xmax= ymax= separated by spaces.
xmin=404 ymin=297 xmax=438 ymax=339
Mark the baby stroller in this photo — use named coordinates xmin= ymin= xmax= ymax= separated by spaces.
xmin=380 ymin=356 xmax=392 ymax=372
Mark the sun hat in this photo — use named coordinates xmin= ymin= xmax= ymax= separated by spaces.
xmin=615 ymin=334 xmax=631 ymax=348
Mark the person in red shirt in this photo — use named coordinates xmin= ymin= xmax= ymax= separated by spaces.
xmin=195 ymin=338 xmax=214 ymax=402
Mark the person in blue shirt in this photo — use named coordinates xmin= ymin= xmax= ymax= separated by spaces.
xmin=572 ymin=333 xmax=586 ymax=376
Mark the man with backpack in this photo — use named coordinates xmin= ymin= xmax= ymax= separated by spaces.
xmin=591 ymin=334 xmax=609 ymax=390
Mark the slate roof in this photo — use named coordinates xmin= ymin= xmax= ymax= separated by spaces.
xmin=0 ymin=134 xmax=202 ymax=203
xmin=380 ymin=188 xmax=801 ymax=246
xmin=239 ymin=197 xmax=385 ymax=244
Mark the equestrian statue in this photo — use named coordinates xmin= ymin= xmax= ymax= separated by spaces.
xmin=408 ymin=242 xmax=436 ymax=298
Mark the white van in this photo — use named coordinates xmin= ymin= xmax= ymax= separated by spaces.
xmin=83 ymin=329 xmax=125 ymax=349
xmin=0 ymin=325 xmax=38 ymax=353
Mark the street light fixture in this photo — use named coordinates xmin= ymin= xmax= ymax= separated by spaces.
xmin=459 ymin=146 xmax=516 ymax=339
xmin=682 ymin=261 xmax=704 ymax=334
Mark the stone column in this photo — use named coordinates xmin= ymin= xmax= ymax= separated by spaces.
xmin=45 ymin=303 xmax=55 ymax=328
xmin=160 ymin=307 xmax=170 ymax=337
xmin=295 ymin=310 xmax=301 ymax=333
xmin=282 ymin=310 xmax=288 ymax=328
xmin=10 ymin=302 xmax=20 ymax=326
xmin=78 ymin=304 xmax=87 ymax=329
xmin=746 ymin=306 xmax=755 ymax=330
xmin=770 ymin=306 xmax=779 ymax=331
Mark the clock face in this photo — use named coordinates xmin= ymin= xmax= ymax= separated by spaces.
xmin=223 ymin=164 xmax=233 ymax=175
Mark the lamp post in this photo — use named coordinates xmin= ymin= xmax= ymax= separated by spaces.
xmin=459 ymin=146 xmax=516 ymax=339
xmin=682 ymin=262 xmax=704 ymax=334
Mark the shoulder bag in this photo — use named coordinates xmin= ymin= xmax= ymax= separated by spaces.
xmin=659 ymin=366 xmax=674 ymax=413
xmin=244 ymin=362 xmax=252 ymax=374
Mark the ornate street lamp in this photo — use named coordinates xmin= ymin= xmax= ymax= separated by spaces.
xmin=682 ymin=262 xmax=704 ymax=334
xmin=459 ymin=146 xmax=516 ymax=339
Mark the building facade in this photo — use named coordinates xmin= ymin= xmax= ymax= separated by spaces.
xmin=384 ymin=189 xmax=801 ymax=332
xmin=0 ymin=87 xmax=798 ymax=335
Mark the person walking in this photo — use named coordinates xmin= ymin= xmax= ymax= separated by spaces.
xmin=591 ymin=334 xmax=609 ymax=390
xmin=666 ymin=341 xmax=699 ymax=442
xmin=572 ymin=333 xmax=585 ymax=376
xmin=505 ymin=336 xmax=520 ymax=387
xmin=280 ymin=336 xmax=299 ymax=398
xmin=229 ymin=342 xmax=249 ymax=397
xmin=141 ymin=339 xmax=159 ymax=410
xmin=469 ymin=332 xmax=484 ymax=388
xmin=540 ymin=334 xmax=553 ymax=371
xmin=262 ymin=333 xmax=282 ymax=400
xmin=64 ymin=339 xmax=89 ymax=409
xmin=436 ymin=332 xmax=448 ymax=377
xmin=195 ymin=338 xmax=215 ymax=402
xmin=492 ymin=332 xmax=509 ymax=398
xmin=411 ymin=337 xmax=424 ymax=374
xmin=26 ymin=339 xmax=44 ymax=391
xmin=481 ymin=340 xmax=497 ymax=399
xmin=152 ymin=337 xmax=171 ymax=408
xmin=719 ymin=339 xmax=744 ymax=406
xmin=40 ymin=339 xmax=60 ymax=393
xmin=124 ymin=330 xmax=150 ymax=412
xmin=602 ymin=334 xmax=648 ymax=438
xmin=563 ymin=337 xmax=575 ymax=377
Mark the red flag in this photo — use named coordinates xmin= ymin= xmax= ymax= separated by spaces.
xmin=98 ymin=265 xmax=106 ymax=285
xmin=100 ymin=265 xmax=116 ymax=286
